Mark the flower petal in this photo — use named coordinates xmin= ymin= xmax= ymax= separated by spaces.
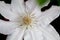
xmin=29 ymin=24 xmax=60 ymax=40
xmin=0 ymin=1 xmax=19 ymax=21
xmin=26 ymin=0 xmax=37 ymax=13
xmin=24 ymin=30 xmax=33 ymax=40
xmin=26 ymin=0 xmax=50 ymax=13
xmin=11 ymin=0 xmax=25 ymax=14
xmin=38 ymin=24 xmax=60 ymax=40
xmin=6 ymin=28 xmax=25 ymax=40
xmin=39 ymin=6 xmax=60 ymax=27
xmin=44 ymin=24 xmax=60 ymax=40
xmin=31 ymin=7 xmax=42 ymax=18
xmin=0 ymin=20 xmax=19 ymax=35
xmin=29 ymin=26 xmax=43 ymax=40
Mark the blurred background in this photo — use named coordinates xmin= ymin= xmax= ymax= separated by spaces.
xmin=0 ymin=0 xmax=60 ymax=40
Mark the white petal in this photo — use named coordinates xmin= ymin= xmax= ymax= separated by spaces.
xmin=38 ymin=24 xmax=60 ymax=40
xmin=26 ymin=0 xmax=50 ymax=12
xmin=31 ymin=7 xmax=42 ymax=18
xmin=26 ymin=0 xmax=36 ymax=13
xmin=24 ymin=29 xmax=33 ymax=40
xmin=0 ymin=1 xmax=19 ymax=21
xmin=0 ymin=20 xmax=19 ymax=35
xmin=6 ymin=28 xmax=25 ymax=40
xmin=44 ymin=24 xmax=60 ymax=40
xmin=29 ymin=26 xmax=43 ymax=40
xmin=29 ymin=24 xmax=60 ymax=40
xmin=39 ymin=6 xmax=60 ymax=27
xmin=11 ymin=0 xmax=25 ymax=14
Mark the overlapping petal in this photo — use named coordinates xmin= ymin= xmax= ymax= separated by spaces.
xmin=0 ymin=1 xmax=19 ymax=21
xmin=24 ymin=30 xmax=33 ymax=40
xmin=6 ymin=28 xmax=25 ymax=40
xmin=28 ymin=25 xmax=43 ymax=40
xmin=39 ymin=6 xmax=60 ymax=27
xmin=29 ymin=24 xmax=60 ymax=40
xmin=21 ymin=24 xmax=43 ymax=40
xmin=31 ymin=6 xmax=42 ymax=18
xmin=0 ymin=20 xmax=19 ymax=35
xmin=26 ymin=0 xmax=50 ymax=13
xmin=26 ymin=0 xmax=36 ymax=13
xmin=11 ymin=0 xmax=26 ymax=14
xmin=38 ymin=24 xmax=60 ymax=40
xmin=44 ymin=25 xmax=60 ymax=40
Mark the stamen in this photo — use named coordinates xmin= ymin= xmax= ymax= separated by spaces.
xmin=23 ymin=16 xmax=32 ymax=25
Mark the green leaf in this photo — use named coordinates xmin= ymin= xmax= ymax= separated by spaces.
xmin=36 ymin=0 xmax=49 ymax=6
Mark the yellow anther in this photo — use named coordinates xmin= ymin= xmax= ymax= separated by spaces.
xmin=23 ymin=16 xmax=32 ymax=25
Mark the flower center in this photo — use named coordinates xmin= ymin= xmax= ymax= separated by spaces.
xmin=23 ymin=16 xmax=32 ymax=25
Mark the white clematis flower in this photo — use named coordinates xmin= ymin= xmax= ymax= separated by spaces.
xmin=0 ymin=0 xmax=60 ymax=40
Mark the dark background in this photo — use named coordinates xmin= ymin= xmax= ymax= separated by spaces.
xmin=0 ymin=0 xmax=60 ymax=40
